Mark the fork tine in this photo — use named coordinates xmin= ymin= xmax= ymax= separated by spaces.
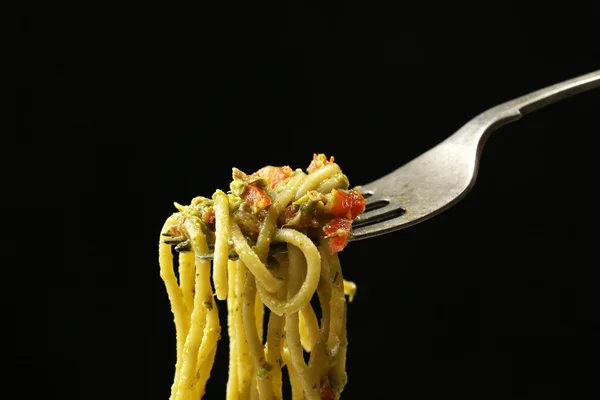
xmin=351 ymin=213 xmax=409 ymax=241
xmin=195 ymin=240 xmax=311 ymax=260
xmin=353 ymin=201 xmax=406 ymax=227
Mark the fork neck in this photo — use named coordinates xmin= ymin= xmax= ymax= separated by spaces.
xmin=446 ymin=106 xmax=521 ymax=152
xmin=450 ymin=69 xmax=600 ymax=148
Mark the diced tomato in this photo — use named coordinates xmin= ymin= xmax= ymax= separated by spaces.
xmin=329 ymin=189 xmax=366 ymax=220
xmin=202 ymin=209 xmax=215 ymax=224
xmin=307 ymin=153 xmax=335 ymax=173
xmin=254 ymin=166 xmax=292 ymax=188
xmin=169 ymin=225 xmax=181 ymax=237
xmin=320 ymin=384 xmax=334 ymax=400
xmin=279 ymin=204 xmax=298 ymax=224
xmin=323 ymin=217 xmax=352 ymax=253
xmin=242 ymin=184 xmax=272 ymax=211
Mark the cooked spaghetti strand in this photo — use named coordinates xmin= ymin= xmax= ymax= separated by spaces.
xmin=213 ymin=189 xmax=231 ymax=300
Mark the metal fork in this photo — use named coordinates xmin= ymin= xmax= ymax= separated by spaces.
xmin=351 ymin=69 xmax=600 ymax=241
xmin=197 ymin=69 xmax=600 ymax=260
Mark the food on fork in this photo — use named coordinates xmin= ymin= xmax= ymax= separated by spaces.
xmin=159 ymin=153 xmax=366 ymax=399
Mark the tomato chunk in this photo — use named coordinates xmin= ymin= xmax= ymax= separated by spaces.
xmin=329 ymin=189 xmax=366 ymax=220
xmin=202 ymin=209 xmax=215 ymax=224
xmin=279 ymin=204 xmax=298 ymax=224
xmin=242 ymin=184 xmax=272 ymax=211
xmin=320 ymin=384 xmax=334 ymax=400
xmin=168 ymin=225 xmax=181 ymax=237
xmin=255 ymin=166 xmax=292 ymax=188
xmin=323 ymin=217 xmax=352 ymax=253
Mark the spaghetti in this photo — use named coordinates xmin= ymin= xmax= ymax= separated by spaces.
xmin=159 ymin=154 xmax=365 ymax=399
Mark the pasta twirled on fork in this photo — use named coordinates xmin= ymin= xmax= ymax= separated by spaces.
xmin=159 ymin=154 xmax=365 ymax=399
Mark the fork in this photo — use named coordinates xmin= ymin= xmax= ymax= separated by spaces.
xmin=197 ymin=69 xmax=600 ymax=260
xmin=351 ymin=69 xmax=600 ymax=241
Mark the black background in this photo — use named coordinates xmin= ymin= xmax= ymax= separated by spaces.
xmin=11 ymin=1 xmax=600 ymax=399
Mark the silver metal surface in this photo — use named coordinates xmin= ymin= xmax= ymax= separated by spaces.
xmin=196 ymin=69 xmax=600 ymax=260
xmin=351 ymin=69 xmax=600 ymax=241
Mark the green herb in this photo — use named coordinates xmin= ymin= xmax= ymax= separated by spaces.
xmin=203 ymin=299 xmax=213 ymax=311
xmin=248 ymin=176 xmax=267 ymax=188
xmin=256 ymin=363 xmax=273 ymax=379
xmin=230 ymin=179 xmax=247 ymax=197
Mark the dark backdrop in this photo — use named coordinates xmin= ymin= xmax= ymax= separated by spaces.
xmin=12 ymin=1 xmax=600 ymax=399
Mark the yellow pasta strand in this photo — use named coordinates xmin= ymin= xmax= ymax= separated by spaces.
xmin=174 ymin=220 xmax=209 ymax=399
xmin=282 ymin=346 xmax=303 ymax=400
xmin=294 ymin=163 xmax=341 ymax=200
xmin=255 ymin=290 xmax=265 ymax=340
xmin=227 ymin=260 xmax=239 ymax=400
xmin=307 ymin=279 xmax=331 ymax=386
xmin=159 ymin=217 xmax=190 ymax=399
xmin=242 ymin=274 xmax=274 ymax=400
xmin=298 ymin=305 xmax=319 ymax=352
xmin=265 ymin=313 xmax=284 ymax=399
xmin=256 ymin=229 xmax=321 ymax=316
xmin=342 ymin=280 xmax=357 ymax=303
xmin=235 ymin=261 xmax=253 ymax=399
xmin=178 ymin=250 xmax=195 ymax=318
xmin=323 ymin=249 xmax=349 ymax=395
xmin=213 ymin=189 xmax=230 ymax=300
xmin=231 ymin=223 xmax=283 ymax=294
xmin=195 ymin=343 xmax=218 ymax=399
xmin=284 ymin=245 xmax=319 ymax=400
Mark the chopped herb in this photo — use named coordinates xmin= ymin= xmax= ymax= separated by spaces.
xmin=332 ymin=271 xmax=339 ymax=283
xmin=230 ymin=179 xmax=247 ymax=197
xmin=161 ymin=232 xmax=173 ymax=237
xmin=203 ymin=299 xmax=213 ymax=311
xmin=277 ymin=358 xmax=283 ymax=367
xmin=248 ymin=176 xmax=267 ymax=188
xmin=313 ymin=384 xmax=317 ymax=390
xmin=256 ymin=363 xmax=273 ymax=379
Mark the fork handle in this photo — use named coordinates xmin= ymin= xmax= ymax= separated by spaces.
xmin=500 ymin=69 xmax=600 ymax=115
xmin=453 ymin=69 xmax=600 ymax=146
